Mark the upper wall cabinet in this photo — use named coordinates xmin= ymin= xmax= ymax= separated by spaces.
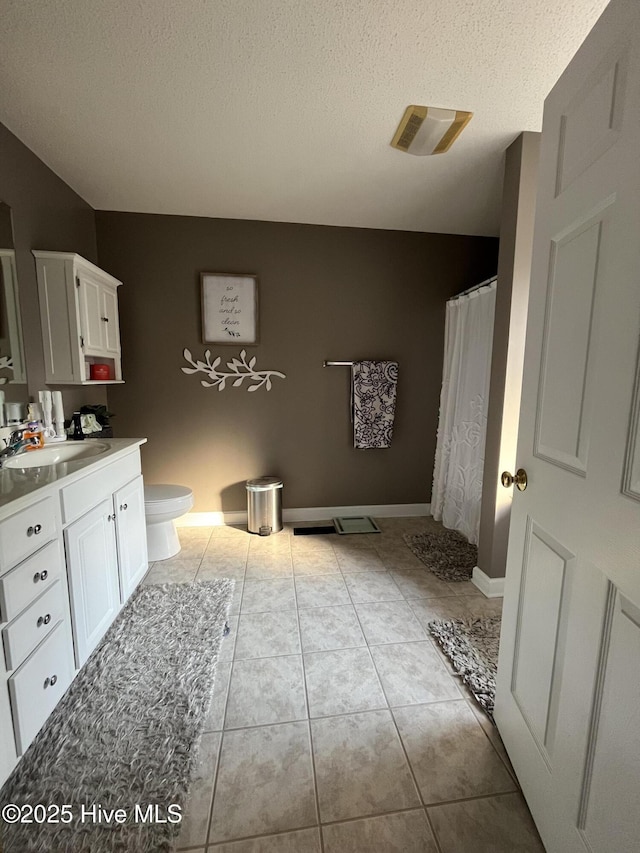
xmin=33 ymin=252 xmax=123 ymax=385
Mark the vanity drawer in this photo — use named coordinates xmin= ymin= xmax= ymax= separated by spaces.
xmin=0 ymin=540 xmax=64 ymax=623
xmin=60 ymin=451 xmax=141 ymax=524
xmin=3 ymin=580 xmax=67 ymax=671
xmin=9 ymin=620 xmax=74 ymax=755
xmin=0 ymin=496 xmax=57 ymax=570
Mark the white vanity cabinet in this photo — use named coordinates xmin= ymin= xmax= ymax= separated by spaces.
xmin=114 ymin=475 xmax=148 ymax=602
xmin=65 ymin=499 xmax=121 ymax=667
xmin=0 ymin=439 xmax=148 ymax=787
xmin=0 ymin=500 xmax=75 ymax=760
xmin=62 ymin=456 xmax=147 ymax=666
xmin=33 ymin=251 xmax=123 ymax=384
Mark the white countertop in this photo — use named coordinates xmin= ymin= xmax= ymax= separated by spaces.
xmin=0 ymin=438 xmax=147 ymax=517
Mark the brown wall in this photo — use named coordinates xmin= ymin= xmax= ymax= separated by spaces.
xmin=0 ymin=121 xmax=105 ymax=411
xmin=478 ymin=132 xmax=540 ymax=578
xmin=96 ymin=213 xmax=498 ymax=512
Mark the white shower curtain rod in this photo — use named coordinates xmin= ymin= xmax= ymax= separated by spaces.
xmin=448 ymin=275 xmax=497 ymax=302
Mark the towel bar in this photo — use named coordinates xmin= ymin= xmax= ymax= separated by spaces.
xmin=323 ymin=361 xmax=354 ymax=367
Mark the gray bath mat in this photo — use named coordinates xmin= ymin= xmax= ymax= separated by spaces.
xmin=404 ymin=527 xmax=477 ymax=581
xmin=428 ymin=615 xmax=501 ymax=721
xmin=0 ymin=579 xmax=234 ymax=853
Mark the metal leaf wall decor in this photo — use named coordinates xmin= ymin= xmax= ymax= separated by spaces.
xmin=182 ymin=348 xmax=286 ymax=392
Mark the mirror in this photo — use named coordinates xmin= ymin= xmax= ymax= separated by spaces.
xmin=0 ymin=201 xmax=27 ymax=385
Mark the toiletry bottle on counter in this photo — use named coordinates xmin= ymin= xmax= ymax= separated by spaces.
xmin=24 ymin=403 xmax=45 ymax=450
xmin=4 ymin=401 xmax=24 ymax=426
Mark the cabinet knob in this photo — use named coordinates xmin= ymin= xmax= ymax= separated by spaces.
xmin=43 ymin=674 xmax=57 ymax=689
xmin=101 ymin=316 xmax=109 ymax=323
xmin=120 ymin=503 xmax=128 ymax=511
xmin=107 ymin=514 xmax=114 ymax=522
xmin=37 ymin=613 xmax=51 ymax=628
xmin=33 ymin=569 xmax=49 ymax=583
xmin=27 ymin=524 xmax=42 ymax=536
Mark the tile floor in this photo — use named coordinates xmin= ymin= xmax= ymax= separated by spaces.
xmin=143 ymin=517 xmax=545 ymax=853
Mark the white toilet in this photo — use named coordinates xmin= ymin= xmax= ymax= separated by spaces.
xmin=144 ymin=484 xmax=194 ymax=561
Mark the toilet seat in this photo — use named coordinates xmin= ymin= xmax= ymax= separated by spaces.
xmin=144 ymin=484 xmax=193 ymax=516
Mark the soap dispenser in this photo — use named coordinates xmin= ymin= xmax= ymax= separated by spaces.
xmin=71 ymin=412 xmax=85 ymax=441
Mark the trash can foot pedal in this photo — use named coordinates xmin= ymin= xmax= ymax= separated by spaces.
xmin=259 ymin=525 xmax=272 ymax=536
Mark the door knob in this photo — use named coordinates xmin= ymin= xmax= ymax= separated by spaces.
xmin=501 ymin=468 xmax=528 ymax=491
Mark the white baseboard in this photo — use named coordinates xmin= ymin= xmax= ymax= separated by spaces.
xmin=176 ymin=511 xmax=239 ymax=527
xmin=471 ymin=566 xmax=505 ymax=598
xmin=176 ymin=503 xmax=431 ymax=528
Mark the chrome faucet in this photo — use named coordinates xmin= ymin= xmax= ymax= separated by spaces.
xmin=0 ymin=428 xmax=42 ymax=466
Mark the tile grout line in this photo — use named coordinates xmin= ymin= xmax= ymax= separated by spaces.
xmin=203 ymin=546 xmax=249 ymax=849
xmin=425 ymin=788 xmax=526 ymax=811
xmin=305 ymin=537 xmax=383 ymax=845
xmin=342 ymin=530 xmax=477 ymax=853
xmin=291 ymin=550 xmax=326 ymax=853
xmin=463 ymin=698 xmax=521 ymax=788
xmin=315 ymin=803 xmax=432 ymax=829
xmin=175 ymin=527 xmax=221 ymax=852
xmin=347 ymin=591 xmax=444 ymax=850
xmin=340 ymin=563 xmax=446 ymax=851
xmin=405 ymin=598 xmax=519 ymax=783
xmin=198 ymin=820 xmax=321 ymax=850
xmin=185 ymin=523 xmax=509 ymax=851
xmin=378 ymin=549 xmax=518 ymax=797
xmin=218 ymin=699 xmax=467 ymax=732
xmin=194 ymin=787 xmax=524 ymax=848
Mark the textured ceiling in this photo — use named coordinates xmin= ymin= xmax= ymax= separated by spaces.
xmin=0 ymin=0 xmax=609 ymax=236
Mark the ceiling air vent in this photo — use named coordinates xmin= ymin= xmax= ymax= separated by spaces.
xmin=391 ymin=105 xmax=473 ymax=156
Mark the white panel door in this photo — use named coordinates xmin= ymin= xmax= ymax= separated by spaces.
xmin=64 ymin=499 xmax=120 ymax=667
xmin=494 ymin=2 xmax=640 ymax=852
xmin=114 ymin=476 xmax=148 ymax=602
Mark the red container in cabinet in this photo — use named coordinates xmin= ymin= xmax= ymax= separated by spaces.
xmin=90 ymin=363 xmax=110 ymax=380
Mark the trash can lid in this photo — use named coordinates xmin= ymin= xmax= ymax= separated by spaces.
xmin=246 ymin=476 xmax=283 ymax=491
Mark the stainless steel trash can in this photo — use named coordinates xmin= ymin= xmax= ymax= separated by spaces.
xmin=246 ymin=476 xmax=283 ymax=535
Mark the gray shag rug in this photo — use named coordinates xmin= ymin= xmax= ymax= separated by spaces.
xmin=429 ymin=615 xmax=501 ymax=721
xmin=404 ymin=527 xmax=477 ymax=582
xmin=0 ymin=579 xmax=234 ymax=853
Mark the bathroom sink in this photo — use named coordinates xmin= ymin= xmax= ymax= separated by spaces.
xmin=2 ymin=441 xmax=111 ymax=469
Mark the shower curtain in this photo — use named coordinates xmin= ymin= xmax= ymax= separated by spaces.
xmin=431 ymin=281 xmax=496 ymax=545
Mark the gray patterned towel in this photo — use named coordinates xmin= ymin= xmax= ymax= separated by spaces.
xmin=352 ymin=360 xmax=398 ymax=448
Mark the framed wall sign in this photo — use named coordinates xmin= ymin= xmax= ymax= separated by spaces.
xmin=201 ymin=272 xmax=259 ymax=345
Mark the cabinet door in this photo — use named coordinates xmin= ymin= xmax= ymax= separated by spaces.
xmin=114 ymin=475 xmax=148 ymax=602
xmin=64 ymin=499 xmax=120 ymax=667
xmin=34 ymin=254 xmax=84 ymax=384
xmin=76 ymin=272 xmax=104 ymax=354
xmin=101 ymin=286 xmax=121 ymax=355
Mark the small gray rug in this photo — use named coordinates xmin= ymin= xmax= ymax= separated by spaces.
xmin=404 ymin=527 xmax=477 ymax=581
xmin=428 ymin=615 xmax=501 ymax=721
xmin=0 ymin=579 xmax=234 ymax=853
